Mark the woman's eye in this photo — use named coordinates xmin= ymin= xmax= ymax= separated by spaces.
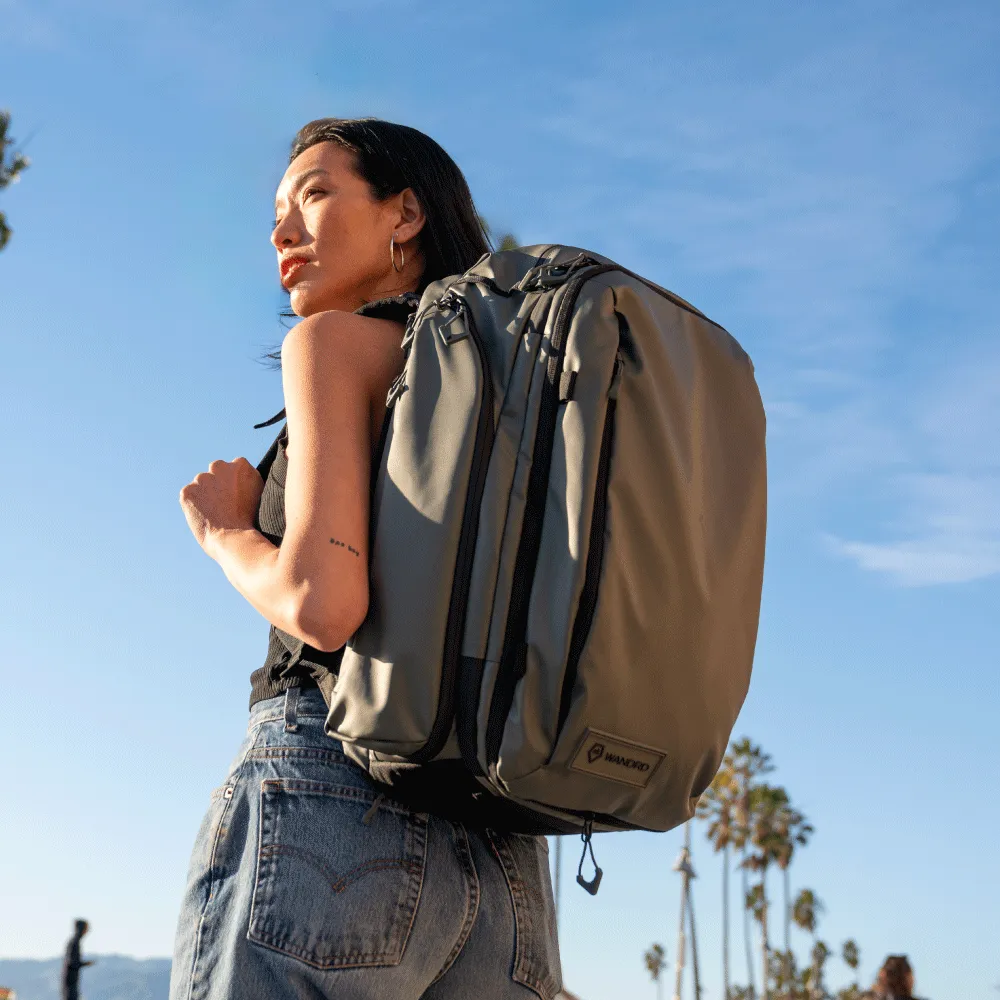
xmin=304 ymin=187 xmax=325 ymax=200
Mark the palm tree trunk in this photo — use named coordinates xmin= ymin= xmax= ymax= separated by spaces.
xmin=722 ymin=845 xmax=731 ymax=1000
xmin=809 ymin=933 xmax=819 ymax=1000
xmin=782 ymin=867 xmax=790 ymax=998
xmin=741 ymin=853 xmax=755 ymax=998
xmin=688 ymin=887 xmax=702 ymax=1000
xmin=674 ymin=868 xmax=688 ymax=1000
xmin=760 ymin=870 xmax=769 ymax=1000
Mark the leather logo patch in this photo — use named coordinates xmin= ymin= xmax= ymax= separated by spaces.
xmin=570 ymin=729 xmax=665 ymax=788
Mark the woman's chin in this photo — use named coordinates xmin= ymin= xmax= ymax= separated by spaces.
xmin=289 ymin=283 xmax=343 ymax=317
xmin=288 ymin=284 xmax=320 ymax=317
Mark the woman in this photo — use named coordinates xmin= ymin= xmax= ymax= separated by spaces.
xmin=172 ymin=118 xmax=561 ymax=1000
xmin=867 ymin=954 xmax=923 ymax=999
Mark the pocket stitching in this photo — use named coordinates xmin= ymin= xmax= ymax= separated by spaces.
xmin=259 ymin=843 xmax=422 ymax=894
xmin=248 ymin=778 xmax=427 ymax=969
xmin=246 ymin=747 xmax=347 ymax=764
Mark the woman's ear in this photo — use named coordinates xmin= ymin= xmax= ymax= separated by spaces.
xmin=394 ymin=187 xmax=426 ymax=244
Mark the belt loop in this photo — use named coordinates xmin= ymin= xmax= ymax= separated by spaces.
xmin=283 ymin=685 xmax=301 ymax=733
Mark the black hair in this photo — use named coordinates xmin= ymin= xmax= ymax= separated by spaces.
xmin=875 ymin=955 xmax=913 ymax=997
xmin=258 ymin=117 xmax=493 ymax=369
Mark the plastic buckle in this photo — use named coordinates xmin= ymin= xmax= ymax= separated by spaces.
xmin=438 ymin=309 xmax=468 ymax=347
xmin=520 ymin=264 xmax=569 ymax=292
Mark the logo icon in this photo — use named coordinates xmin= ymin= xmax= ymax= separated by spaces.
xmin=587 ymin=742 xmax=605 ymax=764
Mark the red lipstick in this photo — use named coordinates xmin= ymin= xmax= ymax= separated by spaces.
xmin=280 ymin=256 xmax=311 ymax=286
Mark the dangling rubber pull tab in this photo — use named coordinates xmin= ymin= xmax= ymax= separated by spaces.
xmin=576 ymin=818 xmax=603 ymax=895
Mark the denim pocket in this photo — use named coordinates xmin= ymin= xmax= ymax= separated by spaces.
xmin=487 ymin=831 xmax=562 ymax=1000
xmin=248 ymin=778 xmax=427 ymax=969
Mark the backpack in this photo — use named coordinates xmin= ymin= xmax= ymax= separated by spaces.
xmin=304 ymin=245 xmax=764 ymax=890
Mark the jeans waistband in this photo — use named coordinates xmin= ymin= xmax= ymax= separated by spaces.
xmin=248 ymin=684 xmax=329 ymax=729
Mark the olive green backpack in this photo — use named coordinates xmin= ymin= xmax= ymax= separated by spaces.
xmin=310 ymin=245 xmax=764 ymax=891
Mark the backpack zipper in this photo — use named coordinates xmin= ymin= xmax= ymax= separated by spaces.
xmin=407 ymin=292 xmax=496 ymax=763
xmin=548 ymin=351 xmax=621 ymax=754
xmin=482 ymin=264 xmax=622 ymax=776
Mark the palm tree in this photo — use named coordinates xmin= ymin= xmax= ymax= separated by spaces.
xmin=687 ymin=865 xmax=703 ymax=1000
xmin=842 ymin=939 xmax=859 ymax=975
xmin=840 ymin=939 xmax=861 ymax=999
xmin=0 ymin=110 xmax=31 ymax=252
xmin=644 ymin=943 xmax=668 ymax=1000
xmin=767 ymin=947 xmax=805 ymax=1000
xmin=808 ymin=941 xmax=830 ymax=999
xmin=791 ymin=889 xmax=824 ymax=999
xmin=773 ymin=800 xmax=813 ymax=990
xmin=743 ymin=784 xmax=789 ymax=999
xmin=477 ymin=213 xmax=519 ymax=252
xmin=672 ymin=822 xmax=701 ymax=1000
xmin=696 ymin=757 xmax=739 ymax=999
xmin=729 ymin=739 xmax=775 ymax=998
xmin=835 ymin=987 xmax=863 ymax=1000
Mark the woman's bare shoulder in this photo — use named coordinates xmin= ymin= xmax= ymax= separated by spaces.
xmin=284 ymin=308 xmax=405 ymax=348
xmin=282 ymin=309 xmax=405 ymax=382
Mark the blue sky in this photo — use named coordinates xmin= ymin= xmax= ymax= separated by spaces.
xmin=1 ymin=1 xmax=998 ymax=998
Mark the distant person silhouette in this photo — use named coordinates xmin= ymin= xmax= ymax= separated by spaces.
xmin=61 ymin=920 xmax=95 ymax=1000
xmin=866 ymin=954 xmax=925 ymax=999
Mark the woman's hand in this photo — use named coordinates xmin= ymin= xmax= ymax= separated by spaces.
xmin=179 ymin=458 xmax=265 ymax=557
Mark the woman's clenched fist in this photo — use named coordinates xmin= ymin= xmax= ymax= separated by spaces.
xmin=179 ymin=457 xmax=265 ymax=555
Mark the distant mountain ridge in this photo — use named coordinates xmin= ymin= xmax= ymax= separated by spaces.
xmin=0 ymin=956 xmax=170 ymax=1000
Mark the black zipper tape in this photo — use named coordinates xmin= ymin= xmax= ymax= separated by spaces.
xmin=408 ymin=297 xmax=496 ymax=764
xmin=366 ymin=405 xmax=393 ymax=559
xmin=550 ymin=377 xmax=618 ymax=751
xmin=483 ymin=264 xmax=622 ymax=772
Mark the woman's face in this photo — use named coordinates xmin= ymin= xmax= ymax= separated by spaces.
xmin=271 ymin=140 xmax=423 ymax=316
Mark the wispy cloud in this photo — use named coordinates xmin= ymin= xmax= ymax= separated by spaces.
xmin=828 ymin=480 xmax=1000 ymax=586
xmin=827 ymin=348 xmax=1000 ymax=584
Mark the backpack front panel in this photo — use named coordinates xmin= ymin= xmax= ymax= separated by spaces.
xmin=324 ymin=296 xmax=486 ymax=756
xmin=484 ymin=279 xmax=623 ymax=778
xmin=491 ymin=276 xmax=767 ymax=832
xmin=457 ymin=287 xmax=556 ymax=666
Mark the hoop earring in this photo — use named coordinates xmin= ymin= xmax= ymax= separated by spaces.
xmin=390 ymin=233 xmax=405 ymax=273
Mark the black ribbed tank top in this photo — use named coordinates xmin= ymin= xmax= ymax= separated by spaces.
xmin=248 ymin=293 xmax=420 ymax=709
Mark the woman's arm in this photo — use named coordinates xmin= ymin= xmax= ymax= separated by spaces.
xmin=274 ymin=308 xmax=405 ymax=651
xmin=202 ymin=309 xmax=404 ymax=651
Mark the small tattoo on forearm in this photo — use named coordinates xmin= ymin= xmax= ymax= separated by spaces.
xmin=329 ymin=537 xmax=361 ymax=557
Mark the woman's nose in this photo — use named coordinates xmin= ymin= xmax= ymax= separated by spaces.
xmin=271 ymin=216 xmax=300 ymax=249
